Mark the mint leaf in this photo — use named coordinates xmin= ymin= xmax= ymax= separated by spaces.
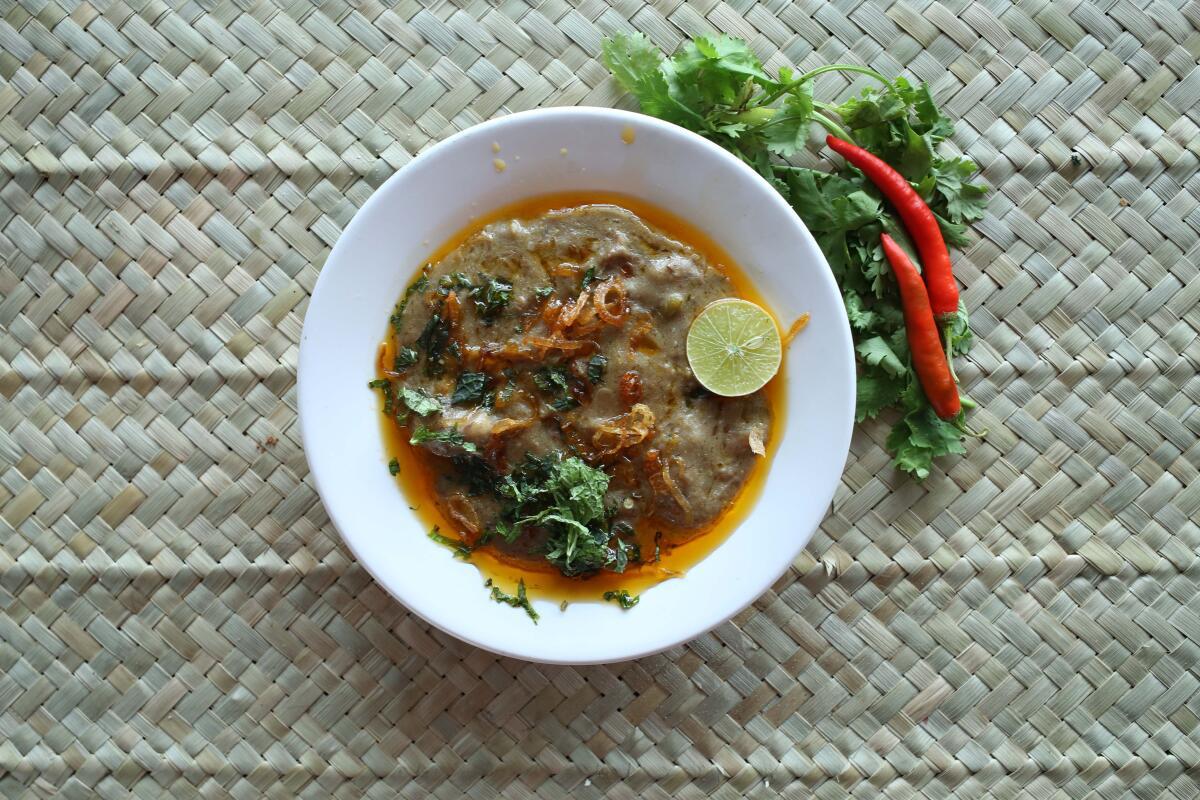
xmin=393 ymin=347 xmax=418 ymax=371
xmin=399 ymin=386 xmax=441 ymax=416
xmin=428 ymin=525 xmax=473 ymax=560
xmin=390 ymin=269 xmax=430 ymax=331
xmin=603 ymin=589 xmax=640 ymax=609
xmin=587 ymin=354 xmax=607 ymax=384
xmin=486 ymin=578 xmax=539 ymax=623
xmin=409 ymin=425 xmax=476 ymax=453
xmin=451 ymin=372 xmax=487 ymax=406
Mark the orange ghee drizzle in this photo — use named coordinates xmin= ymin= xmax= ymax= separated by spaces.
xmin=377 ymin=192 xmax=786 ymax=603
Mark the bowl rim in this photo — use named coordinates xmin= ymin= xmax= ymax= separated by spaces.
xmin=298 ymin=105 xmax=854 ymax=664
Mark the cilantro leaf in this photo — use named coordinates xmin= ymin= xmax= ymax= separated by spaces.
xmin=930 ymin=157 xmax=988 ymax=223
xmin=856 ymin=370 xmax=905 ymax=421
xmin=945 ymin=304 xmax=974 ymax=357
xmin=856 ymin=336 xmax=906 ymax=378
xmin=602 ymin=33 xmax=704 ymax=127
xmin=761 ymin=85 xmax=814 ymax=156
xmin=886 ymin=379 xmax=967 ymax=478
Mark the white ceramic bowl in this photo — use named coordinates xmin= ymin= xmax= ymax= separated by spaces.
xmin=299 ymin=107 xmax=854 ymax=664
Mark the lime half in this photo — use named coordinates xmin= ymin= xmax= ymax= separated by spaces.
xmin=686 ymin=298 xmax=781 ymax=396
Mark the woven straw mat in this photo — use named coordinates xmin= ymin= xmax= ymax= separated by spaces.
xmin=1 ymin=0 xmax=1199 ymax=797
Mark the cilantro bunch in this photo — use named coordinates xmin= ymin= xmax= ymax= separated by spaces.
xmin=602 ymin=33 xmax=988 ymax=478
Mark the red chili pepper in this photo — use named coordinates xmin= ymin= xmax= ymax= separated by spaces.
xmin=826 ymin=135 xmax=959 ymax=317
xmin=880 ymin=234 xmax=961 ymax=419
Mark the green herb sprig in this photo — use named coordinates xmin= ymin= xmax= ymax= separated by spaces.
xmin=486 ymin=578 xmax=539 ymax=623
xmin=410 ymin=425 xmax=477 ymax=453
xmin=603 ymin=589 xmax=640 ymax=609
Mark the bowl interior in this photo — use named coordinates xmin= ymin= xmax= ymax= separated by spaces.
xmin=299 ymin=107 xmax=854 ymax=664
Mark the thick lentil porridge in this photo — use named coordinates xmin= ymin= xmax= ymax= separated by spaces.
xmin=372 ymin=194 xmax=782 ymax=607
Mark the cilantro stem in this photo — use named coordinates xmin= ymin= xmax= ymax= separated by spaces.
xmin=810 ymin=111 xmax=854 ymax=144
xmin=942 ymin=322 xmax=959 ymax=384
xmin=755 ymin=64 xmax=892 ymax=107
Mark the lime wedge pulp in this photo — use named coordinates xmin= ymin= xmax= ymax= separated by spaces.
xmin=686 ymin=298 xmax=781 ymax=397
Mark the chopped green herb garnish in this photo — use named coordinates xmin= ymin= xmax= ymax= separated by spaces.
xmin=368 ymin=378 xmax=396 ymax=415
xmin=491 ymin=518 xmax=518 ymax=543
xmin=581 ymin=266 xmax=597 ymax=289
xmin=438 ymin=272 xmax=473 ymax=292
xmin=398 ymin=386 xmax=441 ymax=416
xmin=416 ymin=310 xmax=450 ymax=376
xmin=451 ymin=454 xmax=498 ymax=496
xmin=550 ymin=395 xmax=579 ymax=412
xmin=611 ymin=523 xmax=639 ymax=573
xmin=410 ymin=425 xmax=477 ymax=452
xmin=389 ymin=269 xmax=430 ymax=331
xmin=603 ymin=590 xmax=639 ymax=609
xmin=428 ymin=525 xmax=472 ymax=559
xmin=504 ymin=455 xmax=614 ymax=576
xmin=387 ymin=458 xmax=399 ymax=476
xmin=393 ymin=347 xmax=418 ymax=371
xmin=533 ymin=364 xmax=577 ymax=412
xmin=487 ymin=578 xmax=539 ymax=623
xmin=614 ymin=537 xmax=639 ymax=573
xmin=586 ymin=354 xmax=607 ymax=384
xmin=451 ymin=372 xmax=488 ymax=406
xmin=474 ymin=276 xmax=513 ymax=321
xmin=535 ymin=286 xmax=555 ymax=299
xmin=438 ymin=273 xmax=512 ymax=323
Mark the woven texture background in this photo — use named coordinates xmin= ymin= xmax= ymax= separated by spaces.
xmin=2 ymin=0 xmax=1199 ymax=797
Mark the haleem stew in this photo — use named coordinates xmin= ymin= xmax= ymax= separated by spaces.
xmin=371 ymin=193 xmax=786 ymax=619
